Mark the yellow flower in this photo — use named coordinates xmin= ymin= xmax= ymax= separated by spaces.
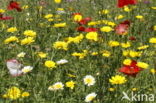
xmin=115 ymin=15 xmax=124 ymax=20
xmin=149 ymin=37 xmax=156 ymax=43
xmin=54 ymin=0 xmax=61 ymax=4
xmin=22 ymin=5 xmax=29 ymax=9
xmin=72 ymin=51 xmax=87 ymax=59
xmin=150 ymin=69 xmax=156 ymax=74
xmin=53 ymin=41 xmax=68 ymax=50
xmin=73 ymin=14 xmax=82 ymax=22
xmin=55 ymin=15 xmax=61 ymax=18
xmin=108 ymin=41 xmax=120 ymax=47
xmin=151 ymin=7 xmax=156 ymax=10
xmin=129 ymin=50 xmax=142 ymax=58
xmin=7 ymin=27 xmax=17 ymax=33
xmin=17 ymin=52 xmax=26 ymax=58
xmin=96 ymin=20 xmax=102 ymax=24
xmin=48 ymin=82 xmax=64 ymax=91
xmin=109 ymin=75 xmax=127 ymax=85
xmin=153 ymin=26 xmax=156 ymax=30
xmin=102 ymin=50 xmax=111 ymax=57
xmin=132 ymin=88 xmax=138 ymax=91
xmin=108 ymin=88 xmax=115 ymax=92
xmin=21 ymin=92 xmax=30 ymax=98
xmin=73 ymin=34 xmax=84 ymax=43
xmin=107 ymin=22 xmax=116 ymax=27
xmin=6 ymin=87 xmax=21 ymax=100
xmin=137 ymin=45 xmax=149 ymax=50
xmin=136 ymin=15 xmax=144 ymax=19
xmin=4 ymin=36 xmax=19 ymax=44
xmin=86 ymin=32 xmax=98 ymax=41
xmin=23 ymin=30 xmax=36 ymax=37
xmin=91 ymin=52 xmax=98 ymax=56
xmin=88 ymin=21 xmax=98 ymax=26
xmin=124 ymin=6 xmax=132 ymax=12
xmin=57 ymin=8 xmax=64 ymax=11
xmin=2 ymin=94 xmax=8 ymax=98
xmin=137 ymin=62 xmax=149 ymax=69
xmin=123 ymin=59 xmax=132 ymax=65
xmin=122 ymin=50 xmax=129 ymax=56
xmin=53 ymin=23 xmax=66 ymax=28
xmin=101 ymin=20 xmax=108 ymax=24
xmin=38 ymin=52 xmax=47 ymax=58
xmin=48 ymin=18 xmax=54 ymax=22
xmin=21 ymin=37 xmax=35 ymax=45
xmin=67 ymin=34 xmax=84 ymax=44
xmin=100 ymin=26 xmax=113 ymax=32
xmin=55 ymin=19 xmax=62 ymax=21
xmin=0 ymin=9 xmax=5 ymax=13
xmin=44 ymin=60 xmax=56 ymax=68
xmin=121 ymin=42 xmax=131 ymax=48
xmin=99 ymin=9 xmax=109 ymax=14
xmin=67 ymin=74 xmax=76 ymax=78
xmin=66 ymin=81 xmax=75 ymax=89
xmin=44 ymin=14 xmax=53 ymax=19
xmin=123 ymin=50 xmax=142 ymax=57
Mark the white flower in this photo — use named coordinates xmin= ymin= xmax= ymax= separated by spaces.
xmin=6 ymin=59 xmax=22 ymax=70
xmin=56 ymin=10 xmax=66 ymax=14
xmin=17 ymin=52 xmax=26 ymax=58
xmin=6 ymin=59 xmax=23 ymax=77
xmin=56 ymin=59 xmax=68 ymax=65
xmin=9 ymin=69 xmax=23 ymax=77
xmin=27 ymin=13 xmax=30 ymax=16
xmin=85 ymin=92 xmax=97 ymax=102
xmin=83 ymin=75 xmax=96 ymax=86
xmin=48 ymin=82 xmax=64 ymax=91
xmin=22 ymin=66 xmax=33 ymax=74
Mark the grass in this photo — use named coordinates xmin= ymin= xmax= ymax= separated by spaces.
xmin=0 ymin=0 xmax=156 ymax=103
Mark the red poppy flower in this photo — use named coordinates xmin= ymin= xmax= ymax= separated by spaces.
xmin=121 ymin=20 xmax=130 ymax=25
xmin=129 ymin=36 xmax=136 ymax=41
xmin=115 ymin=20 xmax=130 ymax=35
xmin=0 ymin=14 xmax=13 ymax=20
xmin=7 ymin=1 xmax=22 ymax=12
xmin=119 ymin=60 xmax=141 ymax=77
xmin=77 ymin=26 xmax=85 ymax=32
xmin=85 ymin=27 xmax=99 ymax=32
xmin=78 ymin=17 xmax=92 ymax=25
xmin=77 ymin=26 xmax=98 ymax=32
xmin=117 ymin=0 xmax=137 ymax=8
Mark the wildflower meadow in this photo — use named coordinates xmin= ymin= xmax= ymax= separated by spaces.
xmin=0 ymin=0 xmax=156 ymax=103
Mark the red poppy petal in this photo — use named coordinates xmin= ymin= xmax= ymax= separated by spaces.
xmin=130 ymin=60 xmax=137 ymax=67
xmin=121 ymin=20 xmax=131 ymax=25
xmin=7 ymin=1 xmax=22 ymax=12
xmin=84 ymin=17 xmax=91 ymax=22
xmin=115 ymin=24 xmax=128 ymax=34
xmin=77 ymin=26 xmax=85 ymax=32
xmin=79 ymin=19 xmax=87 ymax=25
xmin=118 ymin=0 xmax=137 ymax=8
xmin=129 ymin=36 xmax=136 ymax=41
xmin=119 ymin=64 xmax=141 ymax=76
xmin=85 ymin=28 xmax=98 ymax=32
xmin=78 ymin=17 xmax=92 ymax=25
xmin=0 ymin=16 xmax=13 ymax=20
